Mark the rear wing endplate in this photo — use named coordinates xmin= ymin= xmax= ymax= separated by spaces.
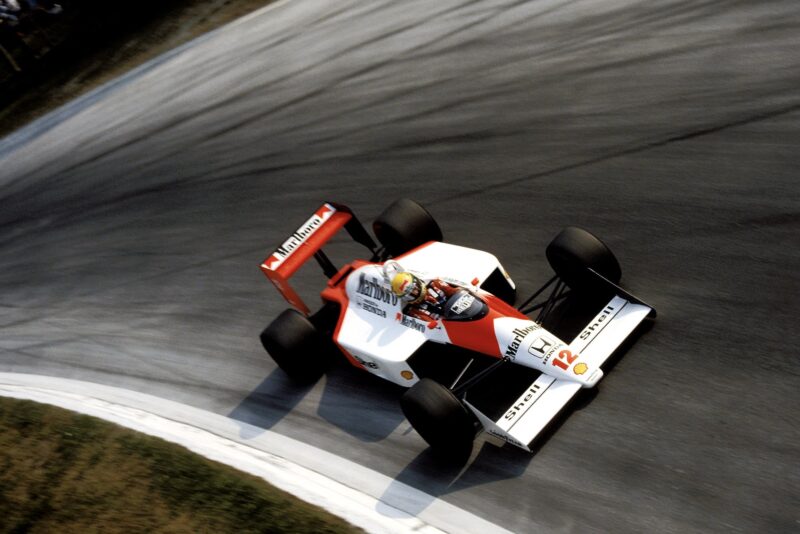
xmin=260 ymin=202 xmax=376 ymax=314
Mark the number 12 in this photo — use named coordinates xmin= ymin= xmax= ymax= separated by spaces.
xmin=552 ymin=349 xmax=577 ymax=370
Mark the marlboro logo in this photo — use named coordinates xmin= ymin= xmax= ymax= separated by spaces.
xmin=264 ymin=204 xmax=335 ymax=270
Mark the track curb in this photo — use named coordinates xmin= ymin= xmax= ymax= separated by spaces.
xmin=0 ymin=373 xmax=510 ymax=534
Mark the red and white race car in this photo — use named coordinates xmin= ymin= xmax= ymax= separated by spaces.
xmin=259 ymin=200 xmax=655 ymax=457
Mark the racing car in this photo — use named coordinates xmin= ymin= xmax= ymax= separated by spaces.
xmin=259 ymin=200 xmax=655 ymax=456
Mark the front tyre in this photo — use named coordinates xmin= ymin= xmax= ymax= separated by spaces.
xmin=373 ymin=199 xmax=443 ymax=257
xmin=260 ymin=309 xmax=328 ymax=384
xmin=400 ymin=378 xmax=477 ymax=459
xmin=545 ymin=227 xmax=621 ymax=290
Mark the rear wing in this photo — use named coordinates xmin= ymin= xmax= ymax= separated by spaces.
xmin=260 ymin=202 xmax=376 ymax=314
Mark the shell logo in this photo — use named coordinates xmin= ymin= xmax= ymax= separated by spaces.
xmin=573 ymin=362 xmax=589 ymax=376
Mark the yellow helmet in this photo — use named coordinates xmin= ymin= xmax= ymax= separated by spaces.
xmin=391 ymin=272 xmax=424 ymax=302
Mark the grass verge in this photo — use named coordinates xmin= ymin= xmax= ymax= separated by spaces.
xmin=0 ymin=396 xmax=361 ymax=533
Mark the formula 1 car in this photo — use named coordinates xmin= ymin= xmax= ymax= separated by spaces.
xmin=259 ymin=200 xmax=655 ymax=456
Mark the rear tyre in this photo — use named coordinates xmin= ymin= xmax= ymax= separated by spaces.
xmin=373 ymin=199 xmax=443 ymax=257
xmin=545 ymin=227 xmax=621 ymax=290
xmin=260 ymin=309 xmax=328 ymax=384
xmin=400 ymin=378 xmax=477 ymax=459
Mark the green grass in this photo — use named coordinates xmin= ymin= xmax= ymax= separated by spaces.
xmin=0 ymin=396 xmax=362 ymax=533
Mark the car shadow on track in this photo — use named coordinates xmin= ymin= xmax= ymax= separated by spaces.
xmin=378 ymin=380 xmax=603 ymax=517
xmin=227 ymin=368 xmax=315 ymax=439
xmin=378 ymin=396 xmax=594 ymax=517
xmin=315 ymin=363 xmax=409 ymax=442
xmin=378 ymin=439 xmax=534 ymax=518
xmin=227 ymin=359 xmax=409 ymax=442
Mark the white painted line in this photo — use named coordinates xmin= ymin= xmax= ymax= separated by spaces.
xmin=0 ymin=373 xmax=511 ymax=534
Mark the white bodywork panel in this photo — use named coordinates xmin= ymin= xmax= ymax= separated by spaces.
xmin=335 ymin=242 xmax=508 ymax=386
xmin=396 ymin=242 xmax=514 ymax=289
xmin=491 ymin=317 xmax=602 ymax=386
xmin=337 ymin=264 xmax=441 ymax=385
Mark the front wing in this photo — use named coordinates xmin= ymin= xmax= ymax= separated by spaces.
xmin=465 ymin=295 xmax=653 ymax=451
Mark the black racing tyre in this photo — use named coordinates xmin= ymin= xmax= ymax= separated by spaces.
xmin=400 ymin=378 xmax=477 ymax=458
xmin=373 ymin=199 xmax=443 ymax=257
xmin=545 ymin=226 xmax=621 ymax=290
xmin=260 ymin=309 xmax=328 ymax=384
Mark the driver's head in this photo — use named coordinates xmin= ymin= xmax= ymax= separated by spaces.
xmin=391 ymin=272 xmax=425 ymax=303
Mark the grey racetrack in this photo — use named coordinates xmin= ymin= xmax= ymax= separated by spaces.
xmin=1 ymin=0 xmax=799 ymax=532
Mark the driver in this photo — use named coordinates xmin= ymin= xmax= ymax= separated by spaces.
xmin=388 ymin=268 xmax=458 ymax=323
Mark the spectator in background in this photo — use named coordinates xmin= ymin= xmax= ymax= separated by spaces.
xmin=21 ymin=0 xmax=62 ymax=14
xmin=0 ymin=0 xmax=22 ymax=72
xmin=0 ymin=0 xmax=21 ymax=24
xmin=1 ymin=0 xmax=62 ymax=16
xmin=0 ymin=0 xmax=61 ymax=72
xmin=0 ymin=12 xmax=19 ymax=25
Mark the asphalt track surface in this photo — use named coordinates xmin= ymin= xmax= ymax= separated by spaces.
xmin=1 ymin=0 xmax=799 ymax=532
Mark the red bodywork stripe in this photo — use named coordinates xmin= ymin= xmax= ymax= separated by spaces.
xmin=320 ymin=260 xmax=370 ymax=370
xmin=442 ymin=294 xmax=528 ymax=359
